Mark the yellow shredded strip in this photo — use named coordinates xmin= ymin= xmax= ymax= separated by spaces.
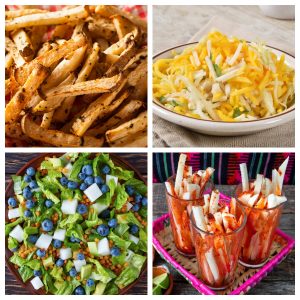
xmin=153 ymin=30 xmax=294 ymax=121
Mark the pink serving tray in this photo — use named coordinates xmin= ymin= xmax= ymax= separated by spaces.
xmin=152 ymin=194 xmax=295 ymax=295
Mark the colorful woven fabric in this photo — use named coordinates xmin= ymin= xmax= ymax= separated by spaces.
xmin=153 ymin=153 xmax=295 ymax=185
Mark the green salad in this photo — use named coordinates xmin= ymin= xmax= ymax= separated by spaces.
xmin=6 ymin=153 xmax=147 ymax=295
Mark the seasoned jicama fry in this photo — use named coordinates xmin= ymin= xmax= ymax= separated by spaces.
xmin=239 ymin=163 xmax=249 ymax=192
xmin=192 ymin=206 xmax=207 ymax=234
xmin=254 ymin=174 xmax=263 ymax=194
xmin=187 ymin=183 xmax=200 ymax=199
xmin=278 ymin=157 xmax=289 ymax=193
xmin=230 ymin=197 xmax=236 ymax=215
xmin=248 ymin=194 xmax=259 ymax=207
xmin=209 ymin=190 xmax=219 ymax=214
xmin=174 ymin=154 xmax=187 ymax=196
xmin=165 ymin=182 xmax=174 ymax=195
xmin=205 ymin=248 xmax=220 ymax=282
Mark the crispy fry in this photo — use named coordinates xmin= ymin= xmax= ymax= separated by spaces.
xmin=5 ymin=53 xmax=14 ymax=70
xmin=71 ymin=82 xmax=128 ymax=136
xmin=21 ymin=114 xmax=81 ymax=147
xmin=95 ymin=5 xmax=147 ymax=31
xmin=5 ymin=36 xmax=26 ymax=67
xmin=105 ymin=110 xmax=147 ymax=144
xmin=11 ymin=29 xmax=34 ymax=61
xmin=108 ymin=130 xmax=147 ymax=147
xmin=5 ymin=122 xmax=30 ymax=141
xmin=45 ymin=73 xmax=122 ymax=99
xmin=5 ymin=64 xmax=49 ymax=123
xmin=15 ymin=34 xmax=86 ymax=85
xmin=30 ymin=25 xmax=48 ymax=53
xmin=86 ymin=99 xmax=143 ymax=136
xmin=127 ymin=59 xmax=147 ymax=86
xmin=112 ymin=15 xmax=135 ymax=39
xmin=40 ymin=111 xmax=54 ymax=129
xmin=88 ymin=17 xmax=117 ymax=41
xmin=5 ymin=9 xmax=48 ymax=19
xmin=82 ymin=135 xmax=105 ymax=147
xmin=6 ymin=6 xmax=89 ymax=31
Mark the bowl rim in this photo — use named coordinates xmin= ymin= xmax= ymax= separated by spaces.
xmin=5 ymin=153 xmax=147 ymax=295
xmin=153 ymin=41 xmax=295 ymax=125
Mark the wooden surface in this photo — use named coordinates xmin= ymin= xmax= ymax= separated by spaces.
xmin=153 ymin=183 xmax=295 ymax=295
xmin=5 ymin=153 xmax=147 ymax=295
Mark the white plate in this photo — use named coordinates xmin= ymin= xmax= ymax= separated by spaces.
xmin=153 ymin=42 xmax=295 ymax=136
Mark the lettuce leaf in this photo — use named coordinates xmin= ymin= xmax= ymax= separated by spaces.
xmin=85 ymin=209 xmax=101 ymax=228
xmin=108 ymin=231 xmax=131 ymax=249
xmin=8 ymin=236 xmax=19 ymax=251
xmin=117 ymin=212 xmax=143 ymax=228
xmin=59 ymin=213 xmax=82 ymax=228
xmin=114 ymin=266 xmax=139 ymax=289
xmin=114 ymin=185 xmax=128 ymax=210
xmin=5 ymin=218 xmax=24 ymax=235
xmin=87 ymin=258 xmax=116 ymax=284
xmin=25 ymin=259 xmax=41 ymax=270
xmin=12 ymin=175 xmax=23 ymax=195
xmin=124 ymin=178 xmax=147 ymax=195
xmin=18 ymin=265 xmax=34 ymax=282
xmin=69 ymin=153 xmax=91 ymax=182
xmin=10 ymin=253 xmax=26 ymax=267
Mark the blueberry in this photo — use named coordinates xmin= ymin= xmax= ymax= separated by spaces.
xmin=74 ymin=286 xmax=85 ymax=295
xmin=94 ymin=176 xmax=104 ymax=185
xmin=110 ymin=246 xmax=121 ymax=257
xmin=100 ymin=184 xmax=109 ymax=194
xmin=24 ymin=175 xmax=32 ymax=183
xmin=56 ymin=258 xmax=64 ymax=267
xmin=53 ymin=239 xmax=62 ymax=248
xmin=77 ymin=253 xmax=85 ymax=260
xmin=125 ymin=185 xmax=135 ymax=196
xmin=108 ymin=218 xmax=117 ymax=228
xmin=29 ymin=180 xmax=38 ymax=189
xmin=101 ymin=164 xmax=110 ymax=174
xmin=11 ymin=247 xmax=18 ymax=252
xmin=60 ymin=177 xmax=68 ymax=186
xmin=23 ymin=187 xmax=32 ymax=199
xmin=78 ymin=172 xmax=86 ymax=180
xmin=96 ymin=224 xmax=109 ymax=237
xmin=79 ymin=183 xmax=88 ymax=191
xmin=67 ymin=181 xmax=78 ymax=190
xmin=24 ymin=209 xmax=32 ymax=217
xmin=70 ymin=236 xmax=81 ymax=243
xmin=8 ymin=197 xmax=17 ymax=207
xmin=86 ymin=278 xmax=94 ymax=287
xmin=100 ymin=209 xmax=110 ymax=219
xmin=28 ymin=234 xmax=38 ymax=244
xmin=84 ymin=176 xmax=94 ymax=186
xmin=82 ymin=164 xmax=93 ymax=176
xmin=132 ymin=203 xmax=140 ymax=212
xmin=42 ymin=218 xmax=54 ymax=232
xmin=36 ymin=249 xmax=46 ymax=257
xmin=135 ymin=193 xmax=143 ymax=203
xmin=77 ymin=204 xmax=88 ymax=215
xmin=34 ymin=270 xmax=41 ymax=277
xmin=26 ymin=199 xmax=35 ymax=209
xmin=26 ymin=167 xmax=36 ymax=176
xmin=129 ymin=224 xmax=139 ymax=235
xmin=69 ymin=267 xmax=77 ymax=277
xmin=141 ymin=197 xmax=148 ymax=207
xmin=45 ymin=199 xmax=54 ymax=208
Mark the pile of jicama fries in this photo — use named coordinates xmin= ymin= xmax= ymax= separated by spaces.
xmin=5 ymin=5 xmax=147 ymax=147
xmin=191 ymin=192 xmax=245 ymax=288
xmin=238 ymin=157 xmax=289 ymax=209
xmin=165 ymin=153 xmax=214 ymax=200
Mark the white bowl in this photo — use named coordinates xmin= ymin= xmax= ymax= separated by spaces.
xmin=153 ymin=42 xmax=295 ymax=136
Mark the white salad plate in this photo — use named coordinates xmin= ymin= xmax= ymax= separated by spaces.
xmin=153 ymin=42 xmax=295 ymax=136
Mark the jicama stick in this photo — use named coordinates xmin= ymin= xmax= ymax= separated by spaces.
xmin=239 ymin=163 xmax=249 ymax=192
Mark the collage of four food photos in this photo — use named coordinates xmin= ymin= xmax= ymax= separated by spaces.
xmin=4 ymin=3 xmax=295 ymax=297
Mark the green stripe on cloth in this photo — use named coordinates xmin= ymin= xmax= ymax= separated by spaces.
xmin=163 ymin=153 xmax=169 ymax=179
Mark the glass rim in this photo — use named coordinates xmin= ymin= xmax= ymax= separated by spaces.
xmin=189 ymin=200 xmax=247 ymax=237
xmin=235 ymin=182 xmax=286 ymax=211
xmin=165 ymin=174 xmax=214 ymax=202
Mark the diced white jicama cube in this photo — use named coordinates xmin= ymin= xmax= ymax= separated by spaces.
xmin=205 ymin=248 xmax=220 ymax=282
xmin=53 ymin=229 xmax=66 ymax=241
xmin=9 ymin=224 xmax=24 ymax=242
xmin=209 ymin=190 xmax=219 ymax=214
xmin=240 ymin=163 xmax=249 ymax=191
xmin=84 ymin=183 xmax=103 ymax=202
xmin=8 ymin=208 xmax=21 ymax=219
xmin=62 ymin=162 xmax=73 ymax=177
xmin=98 ymin=238 xmax=110 ymax=256
xmin=60 ymin=248 xmax=72 ymax=260
xmin=31 ymin=276 xmax=44 ymax=290
xmin=61 ymin=199 xmax=78 ymax=214
xmin=126 ymin=202 xmax=133 ymax=211
xmin=129 ymin=234 xmax=139 ymax=244
xmin=182 ymin=192 xmax=191 ymax=200
xmin=254 ymin=174 xmax=264 ymax=194
xmin=125 ymin=250 xmax=134 ymax=261
xmin=92 ymin=202 xmax=108 ymax=214
xmin=106 ymin=175 xmax=118 ymax=186
xmin=35 ymin=234 xmax=53 ymax=250
xmin=74 ymin=259 xmax=86 ymax=272
xmin=174 ymin=154 xmax=187 ymax=195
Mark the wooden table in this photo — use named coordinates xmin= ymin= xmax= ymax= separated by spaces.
xmin=5 ymin=153 xmax=147 ymax=295
xmin=153 ymin=183 xmax=295 ymax=295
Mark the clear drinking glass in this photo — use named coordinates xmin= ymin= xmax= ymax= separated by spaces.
xmin=190 ymin=200 xmax=246 ymax=290
xmin=235 ymin=183 xmax=284 ymax=268
xmin=165 ymin=175 xmax=213 ymax=257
